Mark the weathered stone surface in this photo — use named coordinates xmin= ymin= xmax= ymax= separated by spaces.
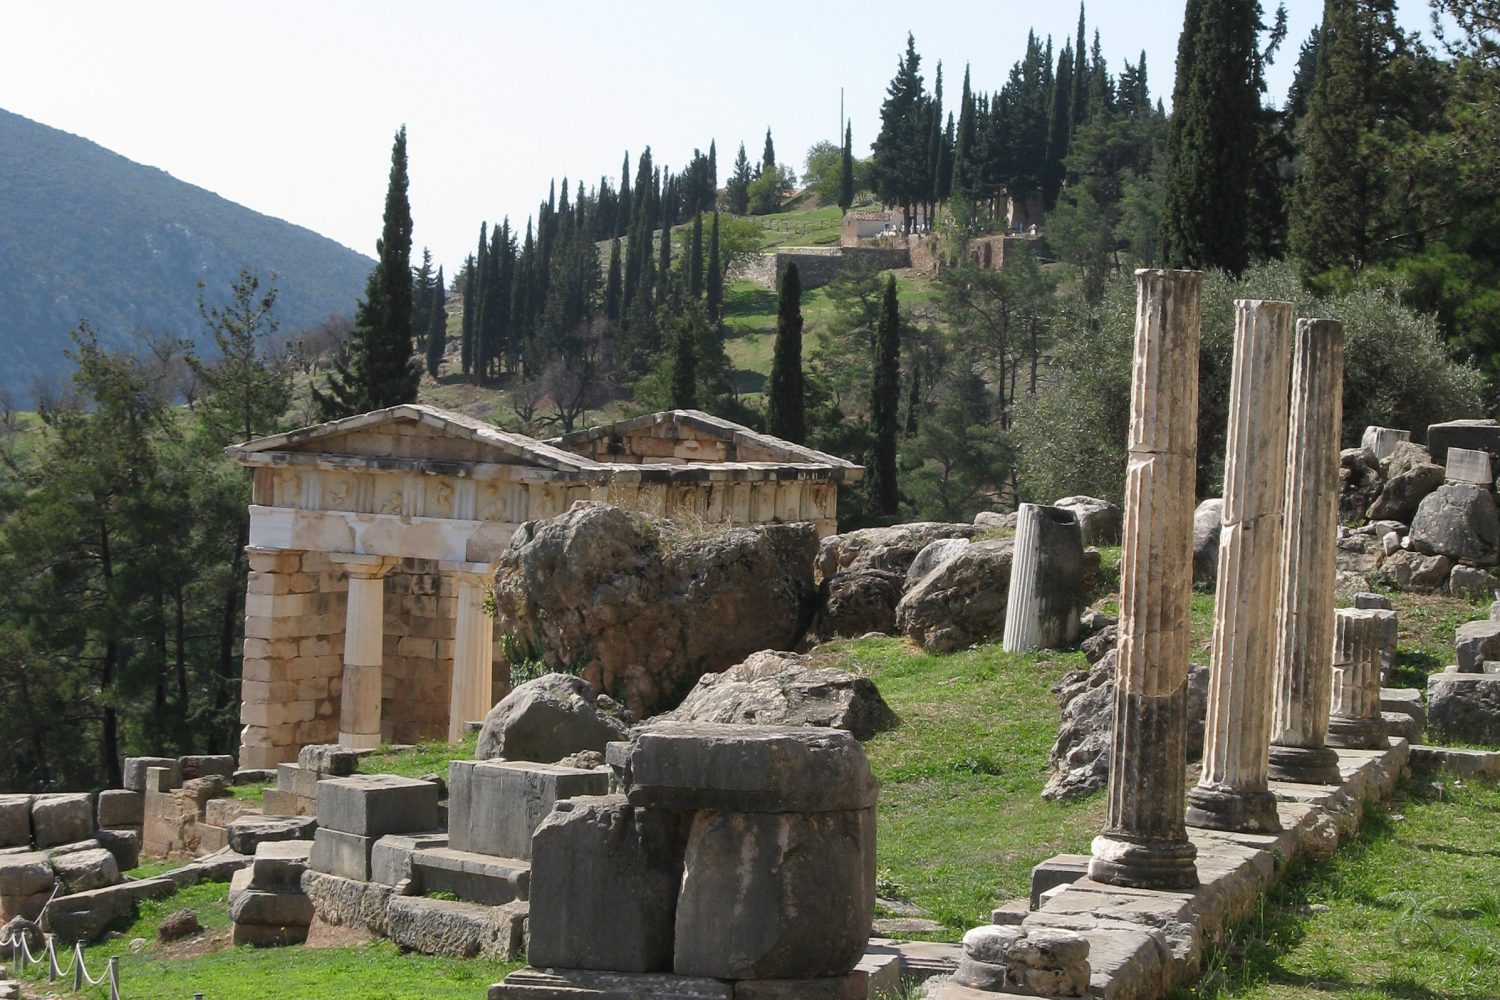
xmin=1368 ymin=443 xmax=1444 ymax=522
xmin=50 ymin=848 xmax=119 ymax=893
xmin=1354 ymin=592 xmax=1393 ymax=610
xmin=230 ymin=920 xmax=309 ymax=947
xmin=1456 ymin=620 xmax=1500 ymax=672
xmin=894 ymin=539 xmax=1014 ymax=653
xmin=492 ymin=502 xmax=821 ymax=716
xmin=1328 ymin=609 xmax=1391 ymax=750
xmin=300 ymin=869 xmax=392 ymax=935
xmin=40 ymin=877 xmax=175 ymax=943
xmin=1053 ymin=496 xmax=1123 ymax=547
xmin=491 ymin=968 xmax=732 ymax=1000
xmin=448 ymin=759 xmax=609 ymax=860
xmin=731 ymin=974 xmax=869 ymax=1000
xmin=316 ymin=774 xmax=440 ymax=838
xmin=528 ymin=795 xmax=688 ymax=972
xmin=974 ymin=511 xmax=1020 ymax=532
xmin=157 ymin=908 xmax=202 ymax=942
xmin=661 ymin=650 xmax=896 ymax=741
xmin=673 ymin=808 xmax=875 ymax=980
xmin=371 ymin=832 xmax=448 ymax=886
xmin=250 ymin=839 xmax=313 ymax=891
xmin=475 ymin=674 xmax=632 ymax=765
xmin=178 ymin=755 xmax=236 ymax=781
xmin=1449 ymin=565 xmax=1500 ymax=599
xmin=297 ymin=744 xmax=360 ymax=777
xmin=1410 ymin=483 xmax=1500 ymax=566
xmin=309 ymin=828 xmax=377 ymax=881
xmin=1361 ymin=426 xmax=1410 ymax=461
xmin=905 ymin=538 xmax=974 ymax=588
xmin=1446 ymin=447 xmax=1493 ymax=485
xmin=1 ymin=915 xmax=43 ymax=950
xmin=813 ymin=568 xmax=904 ymax=639
xmin=1428 ymin=672 xmax=1500 ymax=745
xmin=409 ymin=848 xmax=530 ymax=905
xmin=1339 ymin=448 xmax=1383 ymax=525
xmin=818 ymin=522 xmax=980 ymax=584
xmin=1192 ymin=499 xmax=1224 ymax=586
xmin=277 ymin=763 xmax=320 ymax=800
xmin=0 ymin=854 xmax=53 ymax=897
xmin=955 ymin=924 xmax=1090 ymax=997
xmin=95 ymin=789 xmax=143 ymax=828
xmin=1379 ymin=549 xmax=1453 ymax=591
xmin=228 ymin=886 xmax=314 ymax=927
xmin=387 ymin=895 xmax=526 ymax=959
xmin=1003 ymin=504 xmax=1086 ymax=653
xmin=1427 ymin=418 xmax=1500 ymax=468
xmin=1335 ymin=533 xmax=1385 ymax=575
xmin=227 ymin=815 xmax=317 ymax=856
xmin=30 ymin=795 xmax=92 ymax=849
xmin=122 ymin=757 xmax=179 ymax=793
xmin=94 ymin=828 xmax=140 ymax=873
xmin=610 ymin=723 xmax=878 ymax=813
xmin=0 ymin=797 xmax=32 ymax=849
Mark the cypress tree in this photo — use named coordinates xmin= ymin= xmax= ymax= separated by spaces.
xmin=605 ymin=236 xmax=623 ymax=322
xmin=707 ymin=140 xmax=718 ymax=198
xmin=689 ymin=212 xmax=704 ymax=300
xmin=839 ymin=121 xmax=856 ymax=212
xmin=412 ymin=246 xmax=434 ymax=346
xmin=315 ymin=126 xmax=418 ymax=417
xmin=1160 ymin=0 xmax=1265 ymax=274
xmin=1073 ymin=4 xmax=1091 ymax=124
xmin=761 ymin=128 xmax=776 ymax=175
xmin=706 ymin=210 xmax=723 ymax=323
xmin=477 ymin=223 xmax=504 ymax=381
xmin=459 ymin=252 xmax=476 ymax=377
xmin=425 ymin=266 xmax=446 ymax=377
xmin=727 ymin=143 xmax=752 ymax=214
xmin=670 ymin=322 xmax=698 ymax=410
xmin=871 ymin=276 xmax=901 ymax=517
xmin=767 ymin=264 xmax=805 ymax=443
xmin=952 ymin=65 xmax=976 ymax=198
xmin=1042 ymin=43 xmax=1074 ymax=210
xmin=618 ymin=151 xmax=633 ymax=238
xmin=657 ymin=214 xmax=671 ymax=303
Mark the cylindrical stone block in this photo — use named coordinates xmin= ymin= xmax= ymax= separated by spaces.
xmin=1269 ymin=320 xmax=1346 ymax=785
xmin=1089 ymin=269 xmax=1201 ymax=891
xmin=1359 ymin=426 xmax=1409 ymax=462
xmin=1327 ymin=608 xmax=1391 ymax=750
xmin=1188 ymin=300 xmax=1294 ymax=833
xmin=1002 ymin=504 xmax=1085 ymax=653
xmin=449 ymin=576 xmax=495 ymax=743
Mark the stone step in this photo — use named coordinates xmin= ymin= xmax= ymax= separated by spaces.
xmin=387 ymin=894 xmax=526 ymax=960
xmin=409 ymin=847 xmax=530 ymax=905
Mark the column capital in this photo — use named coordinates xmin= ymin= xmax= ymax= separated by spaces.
xmin=329 ymin=553 xmax=400 ymax=579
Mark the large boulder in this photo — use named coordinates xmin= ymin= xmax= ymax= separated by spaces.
xmin=1339 ymin=448 xmax=1384 ymax=525
xmin=904 ymin=537 xmax=973 ymax=588
xmin=1336 ymin=533 xmax=1385 ymax=575
xmin=1379 ymin=550 xmax=1453 ymax=592
xmin=476 ymin=674 xmax=632 ymax=763
xmin=1368 ymin=443 xmax=1445 ymax=523
xmin=1409 ymin=483 xmax=1500 ymax=567
xmin=812 ymin=568 xmax=905 ymax=640
xmin=490 ymin=502 xmax=820 ymax=716
xmin=816 ymin=522 xmax=979 ymax=584
xmin=1193 ymin=499 xmax=1224 ymax=586
xmin=1427 ymin=672 xmax=1500 ymax=746
xmin=661 ymin=650 xmax=896 ymax=741
xmin=1053 ymin=496 xmax=1122 ymax=546
xmin=895 ymin=539 xmax=1014 ymax=653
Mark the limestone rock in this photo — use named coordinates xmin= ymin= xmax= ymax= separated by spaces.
xmin=1410 ymin=483 xmax=1500 ymax=566
xmin=1 ymin=915 xmax=42 ymax=950
xmin=661 ymin=650 xmax=896 ymax=741
xmin=1339 ymin=448 xmax=1383 ymax=525
xmin=300 ymin=869 xmax=392 ymax=936
xmin=1193 ymin=499 xmax=1223 ymax=586
xmin=386 ymin=895 xmax=525 ymax=960
xmin=0 ymin=796 xmax=32 ymax=849
xmin=904 ymin=538 xmax=973 ymax=589
xmin=491 ymin=502 xmax=820 ymax=716
xmin=1379 ymin=550 xmax=1453 ymax=592
xmin=1367 ymin=442 xmax=1444 ymax=523
xmin=30 ymin=794 xmax=92 ymax=849
xmin=475 ymin=673 xmax=632 ymax=763
xmin=227 ymin=815 xmax=317 ymax=856
xmin=51 ymin=848 xmax=119 ymax=894
xmin=895 ymin=539 xmax=1014 ymax=653
xmin=1455 ymin=620 xmax=1500 ymax=672
xmin=0 ymin=853 xmax=54 ymax=898
xmin=1427 ymin=673 xmax=1500 ymax=745
xmin=1053 ymin=495 xmax=1123 ymax=546
xmin=1336 ymin=533 xmax=1385 ymax=575
xmin=1427 ymin=418 xmax=1500 ymax=468
xmin=1450 ymin=565 xmax=1500 ymax=600
xmin=297 ymin=745 xmax=360 ymax=777
xmin=813 ymin=568 xmax=904 ymax=640
xmin=817 ymin=522 xmax=979 ymax=584
xmin=157 ymin=909 xmax=201 ymax=943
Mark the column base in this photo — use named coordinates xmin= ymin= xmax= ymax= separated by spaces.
xmin=1326 ymin=715 xmax=1387 ymax=751
xmin=338 ymin=731 xmax=381 ymax=751
xmin=1185 ymin=784 xmax=1281 ymax=833
xmin=1267 ymin=743 xmax=1343 ymax=785
xmin=1088 ymin=833 xmax=1199 ymax=891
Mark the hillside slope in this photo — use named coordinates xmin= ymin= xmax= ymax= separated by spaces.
xmin=0 ymin=108 xmax=372 ymax=399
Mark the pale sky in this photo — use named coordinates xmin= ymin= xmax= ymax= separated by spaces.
xmin=3 ymin=1 xmax=1443 ymax=274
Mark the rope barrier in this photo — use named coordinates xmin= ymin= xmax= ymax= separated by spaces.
xmin=4 ymin=921 xmax=121 ymax=1000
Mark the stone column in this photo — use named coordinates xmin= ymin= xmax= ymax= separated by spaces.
xmin=334 ymin=555 xmax=397 ymax=750
xmin=1187 ymin=300 xmax=1295 ymax=833
xmin=1002 ymin=504 xmax=1085 ymax=653
xmin=1268 ymin=320 xmax=1346 ymax=785
xmin=1327 ymin=608 xmax=1392 ymax=750
xmin=1088 ymin=269 xmax=1201 ymax=891
xmin=449 ymin=568 xmax=495 ymax=744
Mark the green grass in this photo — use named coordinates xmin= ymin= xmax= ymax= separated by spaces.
xmin=1177 ymin=776 xmax=1500 ymax=999
xmin=1384 ymin=590 xmax=1490 ymax=689
xmin=360 ymin=734 xmax=478 ymax=779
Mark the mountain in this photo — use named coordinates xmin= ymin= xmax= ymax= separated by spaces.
xmin=0 ymin=108 xmax=373 ymax=401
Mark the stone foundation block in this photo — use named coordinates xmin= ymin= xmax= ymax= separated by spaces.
xmin=31 ymin=794 xmax=92 ymax=848
xmin=1030 ymin=855 xmax=1091 ymax=910
xmin=449 ymin=759 xmax=609 ymax=860
xmin=410 ymin=848 xmax=530 ymax=905
xmin=0 ymin=796 xmax=33 ymax=848
xmin=387 ymin=895 xmax=527 ymax=960
xmin=40 ymin=876 xmax=175 ymax=943
xmin=528 ymin=795 xmax=688 ymax=973
xmin=203 ymin=798 xmax=259 ymax=829
xmin=260 ymin=789 xmax=314 ymax=817
xmin=94 ymin=828 xmax=140 ymax=873
xmin=179 ymin=755 xmax=236 ymax=781
xmin=673 ymin=807 xmax=875 ymax=980
xmin=277 ymin=763 xmax=320 ymax=800
xmin=371 ymin=832 xmax=449 ymax=887
xmin=227 ymin=815 xmax=317 ymax=856
xmin=230 ymin=921 xmax=309 ymax=947
xmin=609 ymin=723 xmax=878 ymax=813
xmin=250 ymin=839 xmax=313 ymax=891
xmin=489 ymin=968 xmax=732 ymax=1000
xmin=299 ymin=869 xmax=393 ymax=936
xmin=297 ymin=744 xmax=360 ymax=776
xmin=0 ymin=854 xmax=54 ymax=897
xmin=954 ymin=925 xmax=1090 ymax=997
xmin=733 ymin=974 xmax=869 ymax=1000
xmin=123 ymin=758 xmax=180 ymax=793
xmin=228 ymin=886 xmax=314 ymax=927
xmin=95 ymin=790 xmax=144 ymax=828
xmin=0 ymin=891 xmax=51 ymax=923
xmin=1427 ymin=672 xmax=1500 ymax=744
xmin=310 ymin=828 xmax=377 ymax=881
xmin=1455 ymin=620 xmax=1500 ymax=672
xmin=316 ymin=774 xmax=440 ymax=837
xmin=51 ymin=848 xmax=119 ymax=893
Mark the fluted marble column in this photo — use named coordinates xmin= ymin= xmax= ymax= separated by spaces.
xmin=335 ymin=555 xmax=397 ymax=750
xmin=449 ymin=569 xmax=495 ymax=743
xmin=1002 ymin=504 xmax=1085 ymax=653
xmin=1327 ymin=608 xmax=1392 ymax=750
xmin=1269 ymin=320 xmax=1346 ymax=785
xmin=1088 ymin=269 xmax=1201 ymax=892
xmin=1187 ymin=300 xmax=1295 ymax=833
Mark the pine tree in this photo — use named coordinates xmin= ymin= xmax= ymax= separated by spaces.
xmin=727 ymin=143 xmax=752 ymax=215
xmin=670 ymin=322 xmax=698 ymax=409
xmin=767 ymin=263 xmax=805 ymax=443
xmin=871 ymin=276 xmax=901 ymax=517
xmin=689 ymin=212 xmax=704 ymax=300
xmin=425 ymin=266 xmax=446 ymax=377
xmin=706 ymin=210 xmax=724 ymax=323
xmin=761 ymin=128 xmax=777 ymax=175
xmin=1160 ymin=0 xmax=1266 ymax=274
xmin=839 ymin=121 xmax=856 ymax=212
xmin=315 ymin=126 xmax=418 ymax=417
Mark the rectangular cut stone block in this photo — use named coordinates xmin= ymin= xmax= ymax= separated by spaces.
xmin=1427 ymin=418 xmax=1500 ymax=468
xmin=31 ymin=793 xmax=93 ymax=848
xmin=610 ymin=724 xmax=878 ymax=813
xmin=0 ymin=852 xmax=55 ymax=896
xmin=1446 ymin=447 xmax=1493 ymax=485
xmin=409 ymin=847 xmax=530 ymax=905
xmin=250 ymin=839 xmax=313 ymax=891
xmin=261 ymin=789 xmax=314 ymax=818
xmin=297 ymin=744 xmax=360 ymax=776
xmin=228 ymin=885 xmax=315 ymax=927
xmin=123 ymin=757 xmax=181 ymax=793
xmin=449 ymin=760 xmax=610 ymax=860
xmin=490 ymin=968 xmax=733 ymax=1000
xmin=528 ymin=795 xmax=688 ymax=973
xmin=371 ymin=832 xmax=449 ymax=886
xmin=0 ymin=796 xmax=33 ymax=848
xmin=1029 ymin=854 xmax=1091 ymax=910
xmin=316 ymin=774 xmax=440 ymax=837
xmin=96 ymin=789 xmax=144 ymax=828
xmin=179 ymin=755 xmax=237 ymax=781
xmin=387 ymin=895 xmax=526 ymax=960
xmin=733 ymin=973 xmax=869 ymax=1000
xmin=309 ymin=827 xmax=377 ymax=881
xmin=277 ymin=763 xmax=321 ymax=800
xmin=674 ymin=807 xmax=875 ymax=980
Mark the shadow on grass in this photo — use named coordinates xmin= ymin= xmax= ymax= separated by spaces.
xmin=1388 ymin=649 xmax=1442 ymax=689
xmin=722 ymin=288 xmax=778 ymax=320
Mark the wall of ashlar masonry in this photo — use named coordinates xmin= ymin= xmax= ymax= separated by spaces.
xmin=380 ymin=558 xmax=457 ymax=746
